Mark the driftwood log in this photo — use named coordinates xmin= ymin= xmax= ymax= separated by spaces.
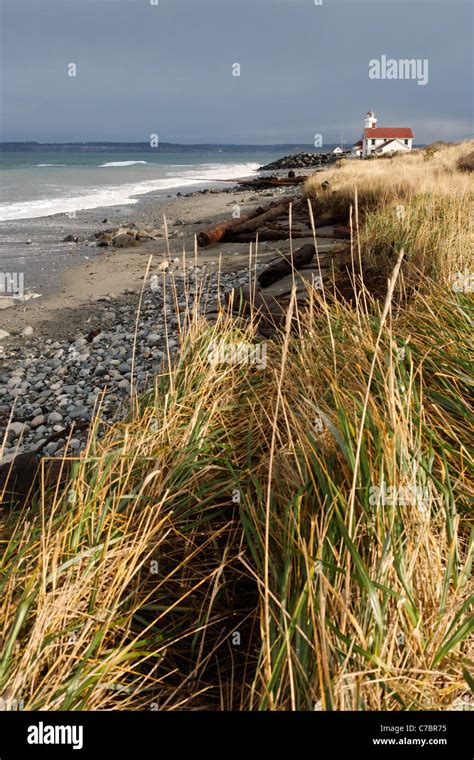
xmin=225 ymin=199 xmax=304 ymax=236
xmin=0 ymin=454 xmax=70 ymax=510
xmin=227 ymin=209 xmax=336 ymax=242
xmin=229 ymin=229 xmax=310 ymax=243
xmin=197 ymin=190 xmax=341 ymax=248
xmin=257 ymin=243 xmax=316 ymax=287
xmin=225 ymin=285 xmax=287 ymax=329
xmin=0 ymin=423 xmax=87 ymax=509
xmin=197 ymin=198 xmax=293 ymax=247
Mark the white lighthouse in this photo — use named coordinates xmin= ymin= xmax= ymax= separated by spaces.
xmin=364 ymin=110 xmax=377 ymax=130
xmin=352 ymin=110 xmax=414 ymax=158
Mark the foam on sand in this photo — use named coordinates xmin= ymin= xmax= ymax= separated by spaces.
xmin=0 ymin=162 xmax=259 ymax=221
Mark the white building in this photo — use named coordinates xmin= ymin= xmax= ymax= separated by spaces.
xmin=352 ymin=111 xmax=414 ymax=158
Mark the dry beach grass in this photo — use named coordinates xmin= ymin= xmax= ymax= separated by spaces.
xmin=0 ymin=142 xmax=472 ymax=711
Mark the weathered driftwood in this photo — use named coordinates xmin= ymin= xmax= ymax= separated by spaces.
xmin=0 ymin=454 xmax=69 ymax=509
xmin=313 ymin=225 xmax=351 ymax=239
xmin=227 ymin=199 xmax=303 ymax=235
xmin=0 ymin=423 xmax=87 ymax=509
xmin=333 ymin=225 xmax=351 ymax=239
xmin=229 ymin=228 xmax=310 ymax=243
xmin=197 ymin=218 xmax=249 ymax=248
xmin=196 ymin=195 xmax=339 ymax=248
xmin=197 ymin=198 xmax=293 ymax=247
xmin=257 ymin=243 xmax=316 ymax=287
xmin=225 ymin=285 xmax=287 ymax=328
xmin=259 ymin=269 xmax=330 ymax=298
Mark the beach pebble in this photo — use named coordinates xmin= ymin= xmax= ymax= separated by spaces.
xmin=0 ymin=264 xmax=253 ymax=460
xmin=44 ymin=441 xmax=60 ymax=455
xmin=8 ymin=421 xmax=30 ymax=439
xmin=47 ymin=412 xmax=63 ymax=424
xmin=21 ymin=326 xmax=34 ymax=337
xmin=31 ymin=414 xmax=47 ymax=428
xmin=146 ymin=333 xmax=161 ymax=346
xmin=68 ymin=405 xmax=89 ymax=420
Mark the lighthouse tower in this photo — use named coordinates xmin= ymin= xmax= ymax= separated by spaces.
xmin=364 ymin=110 xmax=377 ymax=130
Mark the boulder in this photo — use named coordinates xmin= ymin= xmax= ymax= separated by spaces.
xmin=113 ymin=233 xmax=139 ymax=249
xmin=96 ymin=233 xmax=113 ymax=247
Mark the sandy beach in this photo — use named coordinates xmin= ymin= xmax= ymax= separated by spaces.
xmin=0 ymin=180 xmax=304 ymax=342
xmin=0 ymin=167 xmax=328 ymax=461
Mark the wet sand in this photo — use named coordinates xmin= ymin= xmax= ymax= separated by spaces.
xmin=0 ymin=185 xmax=296 ymax=343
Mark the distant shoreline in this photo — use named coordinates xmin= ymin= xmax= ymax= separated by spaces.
xmin=0 ymin=142 xmax=340 ymax=153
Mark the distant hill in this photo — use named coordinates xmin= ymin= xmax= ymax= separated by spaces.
xmin=0 ymin=142 xmax=339 ymax=154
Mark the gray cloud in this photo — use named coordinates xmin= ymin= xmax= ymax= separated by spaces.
xmin=1 ymin=0 xmax=472 ymax=144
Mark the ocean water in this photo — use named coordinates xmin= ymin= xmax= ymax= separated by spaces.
xmin=0 ymin=147 xmax=288 ymax=297
xmin=0 ymin=149 xmax=277 ymax=221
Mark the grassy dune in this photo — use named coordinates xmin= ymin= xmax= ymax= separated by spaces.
xmin=305 ymin=141 xmax=473 ymax=285
xmin=0 ymin=143 xmax=473 ymax=711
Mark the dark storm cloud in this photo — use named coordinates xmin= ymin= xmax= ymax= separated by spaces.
xmin=0 ymin=0 xmax=472 ymax=144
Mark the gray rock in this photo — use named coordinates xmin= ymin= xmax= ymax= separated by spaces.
xmin=31 ymin=414 xmax=46 ymax=428
xmin=146 ymin=333 xmax=161 ymax=346
xmin=44 ymin=441 xmax=60 ymax=455
xmin=8 ymin=421 xmax=29 ymax=439
xmin=47 ymin=412 xmax=63 ymax=424
xmin=68 ymin=406 xmax=88 ymax=420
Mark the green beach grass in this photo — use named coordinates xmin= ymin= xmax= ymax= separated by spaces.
xmin=1 ymin=141 xmax=472 ymax=711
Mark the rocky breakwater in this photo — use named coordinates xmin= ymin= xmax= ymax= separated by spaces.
xmin=258 ymin=152 xmax=337 ymax=172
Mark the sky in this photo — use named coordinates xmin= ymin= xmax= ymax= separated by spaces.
xmin=0 ymin=0 xmax=472 ymax=145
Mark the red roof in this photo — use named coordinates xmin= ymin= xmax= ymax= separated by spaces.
xmin=364 ymin=127 xmax=413 ymax=138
